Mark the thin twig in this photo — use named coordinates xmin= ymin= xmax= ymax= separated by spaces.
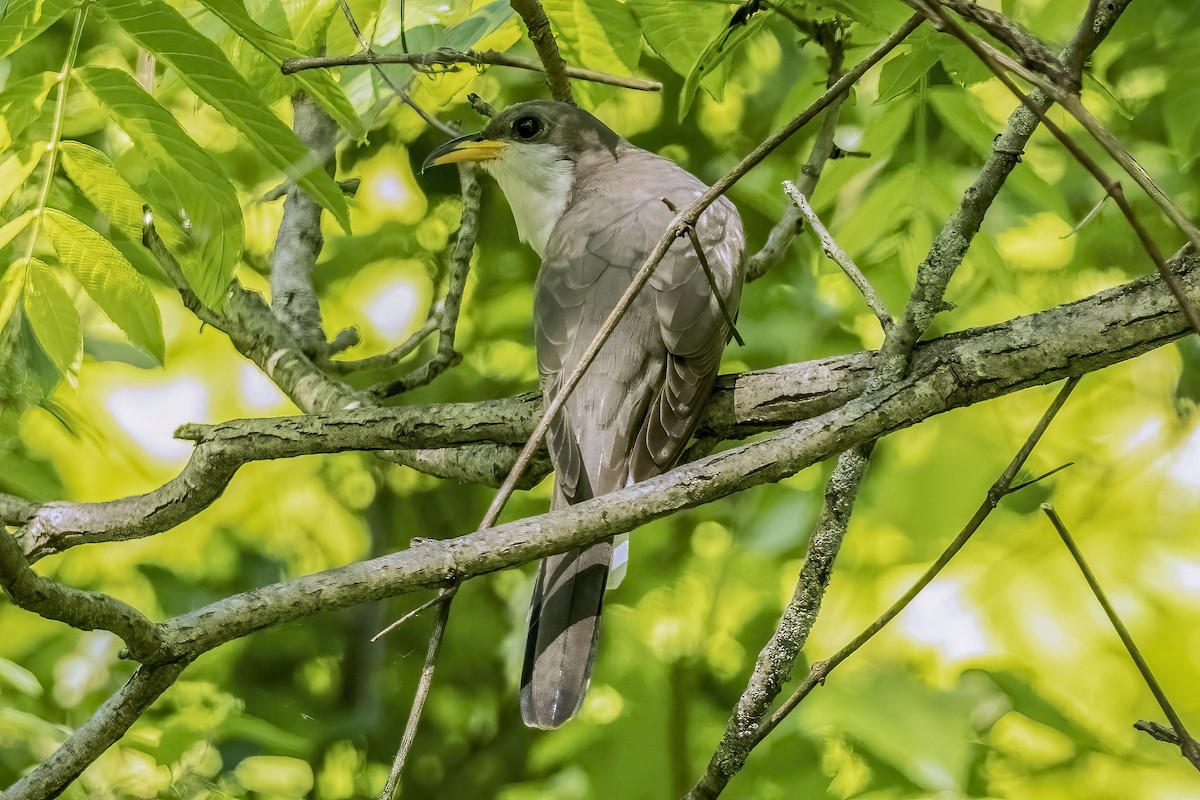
xmin=509 ymin=0 xmax=575 ymax=104
xmin=910 ymin=0 xmax=1200 ymax=334
xmin=334 ymin=0 xmax=458 ymax=137
xmin=475 ymin=13 xmax=925 ymax=533
xmin=1041 ymin=504 xmax=1200 ymax=771
xmin=783 ymin=181 xmax=892 ymax=332
xmin=371 ymin=586 xmax=457 ymax=642
xmin=329 ymin=308 xmax=440 ymax=375
xmin=283 ymin=48 xmax=662 ymax=92
xmin=758 ymin=377 xmax=1079 ymax=740
xmin=662 ymin=198 xmax=744 ymax=346
xmin=372 ymin=164 xmax=479 ymax=397
xmin=378 ymin=589 xmax=455 ymax=799
xmin=746 ymin=21 xmax=847 ymax=283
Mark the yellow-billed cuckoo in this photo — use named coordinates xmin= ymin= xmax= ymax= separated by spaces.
xmin=424 ymin=101 xmax=744 ymax=729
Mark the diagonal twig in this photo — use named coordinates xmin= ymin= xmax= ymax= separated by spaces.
xmin=909 ymin=0 xmax=1200 ymax=335
xmin=474 ymin=13 xmax=924 ymax=535
xmin=1041 ymin=504 xmax=1200 ymax=771
xmin=783 ymin=181 xmax=892 ymax=333
xmin=661 ymin=198 xmax=744 ymax=346
xmin=759 ymin=378 xmax=1079 ymax=743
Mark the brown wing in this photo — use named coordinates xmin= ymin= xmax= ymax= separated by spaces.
xmin=521 ymin=152 xmax=744 ymax=729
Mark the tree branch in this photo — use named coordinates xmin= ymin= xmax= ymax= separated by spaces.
xmin=1042 ymin=505 xmax=1200 ymax=771
xmin=0 ymin=531 xmax=168 ymax=661
xmin=11 ymin=253 xmax=1196 ymax=561
xmin=270 ymin=92 xmax=336 ymax=356
xmin=509 ymin=0 xmax=575 ymax=104
xmin=0 ymin=661 xmax=189 ymax=800
xmin=281 ymin=48 xmax=661 ymax=92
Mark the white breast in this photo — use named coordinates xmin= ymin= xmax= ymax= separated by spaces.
xmin=482 ymin=142 xmax=575 ymax=258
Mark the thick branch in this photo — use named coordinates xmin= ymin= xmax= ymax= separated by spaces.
xmin=12 ymin=255 xmax=1197 ymax=560
xmin=146 ymin=254 xmax=1200 ymax=654
xmin=0 ymin=531 xmax=167 ymax=661
xmin=281 ymin=48 xmax=660 ymax=92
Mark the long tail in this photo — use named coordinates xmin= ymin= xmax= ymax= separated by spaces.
xmin=520 ymin=539 xmax=613 ymax=729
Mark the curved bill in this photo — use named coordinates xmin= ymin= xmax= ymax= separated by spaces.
xmin=422 ymin=133 xmax=508 ymax=172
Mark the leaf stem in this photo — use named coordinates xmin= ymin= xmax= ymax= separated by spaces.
xmin=22 ymin=3 xmax=89 ymax=270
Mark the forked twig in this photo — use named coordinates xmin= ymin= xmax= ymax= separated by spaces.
xmin=661 ymin=198 xmax=744 ymax=346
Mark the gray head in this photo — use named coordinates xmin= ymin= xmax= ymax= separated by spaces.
xmin=423 ymin=101 xmax=625 ymax=256
xmin=422 ymin=100 xmax=622 ymax=172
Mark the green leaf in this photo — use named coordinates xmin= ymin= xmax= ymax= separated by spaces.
xmin=0 ymin=72 xmax=58 ymax=151
xmin=23 ymin=259 xmax=81 ymax=373
xmin=283 ymin=0 xmax=338 ymax=53
xmin=1165 ymin=65 xmax=1200 ymax=170
xmin=0 ymin=143 xmax=45 ymax=210
xmin=98 ymin=0 xmax=352 ymax=231
xmin=679 ymin=6 xmax=767 ymax=121
xmin=0 ymin=656 xmax=43 ymax=697
xmin=876 ymin=40 xmax=940 ymax=103
xmin=628 ymin=0 xmax=729 ymax=85
xmin=0 ymin=210 xmax=34 ymax=252
xmin=59 ymin=140 xmax=189 ymax=259
xmin=542 ymin=0 xmax=641 ymax=105
xmin=43 ymin=209 xmax=165 ymax=363
xmin=0 ymin=261 xmax=27 ymax=332
xmin=193 ymin=0 xmax=365 ymax=140
xmin=0 ymin=0 xmax=78 ymax=58
xmin=77 ymin=66 xmax=242 ymax=310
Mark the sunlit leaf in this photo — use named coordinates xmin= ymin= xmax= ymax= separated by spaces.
xmin=194 ymin=0 xmax=366 ymax=140
xmin=42 ymin=209 xmax=165 ymax=363
xmin=77 ymin=66 xmax=242 ymax=310
xmin=98 ymin=0 xmax=352 ymax=231
xmin=23 ymin=259 xmax=81 ymax=373
xmin=0 ymin=0 xmax=78 ymax=58
xmin=0 ymin=72 xmax=57 ymax=151
xmin=679 ymin=4 xmax=768 ymax=120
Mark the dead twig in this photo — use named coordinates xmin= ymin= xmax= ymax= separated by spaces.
xmin=1041 ymin=505 xmax=1200 ymax=771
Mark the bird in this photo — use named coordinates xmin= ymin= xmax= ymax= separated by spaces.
xmin=424 ymin=100 xmax=744 ymax=729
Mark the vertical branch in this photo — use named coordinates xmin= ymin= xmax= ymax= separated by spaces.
xmin=270 ymin=92 xmax=337 ymax=355
xmin=510 ymin=0 xmax=576 ymax=104
xmin=378 ymin=591 xmax=455 ymax=799
xmin=747 ymin=23 xmax=846 ymax=282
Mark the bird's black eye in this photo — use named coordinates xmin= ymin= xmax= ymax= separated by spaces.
xmin=513 ymin=116 xmax=543 ymax=140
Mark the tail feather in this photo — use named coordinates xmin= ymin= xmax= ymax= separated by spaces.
xmin=520 ymin=540 xmax=612 ymax=729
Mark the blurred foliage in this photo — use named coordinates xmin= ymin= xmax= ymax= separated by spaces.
xmin=1 ymin=0 xmax=1200 ymax=798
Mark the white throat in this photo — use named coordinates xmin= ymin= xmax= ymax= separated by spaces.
xmin=482 ymin=142 xmax=575 ymax=258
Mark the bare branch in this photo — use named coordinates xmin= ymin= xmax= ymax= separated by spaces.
xmin=747 ymin=20 xmax=847 ymax=282
xmin=910 ymin=0 xmax=1200 ymax=335
xmin=758 ymin=379 xmax=1079 ymax=747
xmin=378 ymin=590 xmax=454 ymax=799
xmin=269 ymin=92 xmax=336 ymax=356
xmin=783 ymin=181 xmax=892 ymax=332
xmin=1042 ymin=505 xmax=1200 ymax=771
xmin=0 ymin=531 xmax=168 ymax=661
xmin=11 ymin=255 xmax=1197 ymax=561
xmin=373 ymin=165 xmax=480 ymax=397
xmin=509 ymin=0 xmax=575 ymax=104
xmin=282 ymin=48 xmax=661 ymax=92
